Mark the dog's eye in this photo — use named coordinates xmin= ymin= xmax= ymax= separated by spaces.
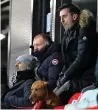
xmin=35 ymin=88 xmax=38 ymax=91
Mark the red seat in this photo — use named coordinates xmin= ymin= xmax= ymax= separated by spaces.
xmin=86 ymin=106 xmax=98 ymax=109
xmin=68 ymin=92 xmax=82 ymax=104
xmin=54 ymin=106 xmax=64 ymax=109
xmin=33 ymin=101 xmax=64 ymax=109
xmin=68 ymin=92 xmax=98 ymax=110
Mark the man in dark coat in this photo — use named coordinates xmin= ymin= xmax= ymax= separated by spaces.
xmin=54 ymin=4 xmax=98 ymax=104
xmin=2 ymin=54 xmax=36 ymax=109
xmin=31 ymin=33 xmax=63 ymax=90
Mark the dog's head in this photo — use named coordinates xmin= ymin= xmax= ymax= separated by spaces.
xmin=29 ymin=80 xmax=48 ymax=104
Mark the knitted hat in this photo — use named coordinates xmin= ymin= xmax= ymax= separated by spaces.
xmin=16 ymin=54 xmax=36 ymax=69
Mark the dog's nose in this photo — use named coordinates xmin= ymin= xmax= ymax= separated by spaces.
xmin=31 ymin=101 xmax=35 ymax=104
xmin=29 ymin=94 xmax=35 ymax=105
xmin=29 ymin=94 xmax=32 ymax=101
xmin=29 ymin=95 xmax=34 ymax=104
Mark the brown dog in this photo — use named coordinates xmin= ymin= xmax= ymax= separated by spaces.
xmin=29 ymin=80 xmax=61 ymax=109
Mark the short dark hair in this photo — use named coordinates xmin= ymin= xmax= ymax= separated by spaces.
xmin=30 ymin=33 xmax=52 ymax=48
xmin=58 ymin=3 xmax=80 ymax=15
xmin=35 ymin=33 xmax=52 ymax=43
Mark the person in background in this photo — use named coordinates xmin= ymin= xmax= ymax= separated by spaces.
xmin=30 ymin=33 xmax=63 ymax=90
xmin=1 ymin=54 xmax=36 ymax=109
xmin=54 ymin=4 xmax=98 ymax=104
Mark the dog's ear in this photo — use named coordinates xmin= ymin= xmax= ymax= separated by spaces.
xmin=43 ymin=81 xmax=48 ymax=87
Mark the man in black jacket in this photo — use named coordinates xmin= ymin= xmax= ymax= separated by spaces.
xmin=2 ymin=54 xmax=36 ymax=109
xmin=31 ymin=33 xmax=63 ymax=90
xmin=54 ymin=4 xmax=98 ymax=104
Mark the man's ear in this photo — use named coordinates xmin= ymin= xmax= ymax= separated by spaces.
xmin=73 ymin=14 xmax=78 ymax=21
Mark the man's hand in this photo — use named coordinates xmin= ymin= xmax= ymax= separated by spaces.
xmin=57 ymin=73 xmax=67 ymax=88
xmin=57 ymin=80 xmax=62 ymax=88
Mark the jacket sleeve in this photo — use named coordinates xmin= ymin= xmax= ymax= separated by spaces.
xmin=4 ymin=79 xmax=33 ymax=107
xmin=47 ymin=53 xmax=63 ymax=90
xmin=60 ymin=28 xmax=98 ymax=84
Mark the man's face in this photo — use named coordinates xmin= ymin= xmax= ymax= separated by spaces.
xmin=15 ymin=61 xmax=26 ymax=71
xmin=33 ymin=36 xmax=47 ymax=52
xmin=59 ymin=8 xmax=78 ymax=30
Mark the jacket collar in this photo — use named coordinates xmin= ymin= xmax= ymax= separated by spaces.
xmin=64 ymin=21 xmax=79 ymax=41
xmin=16 ymin=70 xmax=34 ymax=82
xmin=63 ymin=23 xmax=79 ymax=50
xmin=36 ymin=43 xmax=61 ymax=62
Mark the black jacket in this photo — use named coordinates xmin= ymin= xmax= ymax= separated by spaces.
xmin=57 ymin=18 xmax=98 ymax=92
xmin=82 ymin=55 xmax=98 ymax=92
xmin=3 ymin=70 xmax=35 ymax=108
xmin=34 ymin=43 xmax=63 ymax=90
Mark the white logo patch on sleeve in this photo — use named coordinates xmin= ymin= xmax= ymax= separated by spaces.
xmin=52 ymin=59 xmax=58 ymax=65
xmin=83 ymin=36 xmax=87 ymax=40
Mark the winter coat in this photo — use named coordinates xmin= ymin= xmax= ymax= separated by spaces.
xmin=57 ymin=9 xmax=98 ymax=92
xmin=3 ymin=70 xmax=35 ymax=108
xmin=34 ymin=43 xmax=63 ymax=90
